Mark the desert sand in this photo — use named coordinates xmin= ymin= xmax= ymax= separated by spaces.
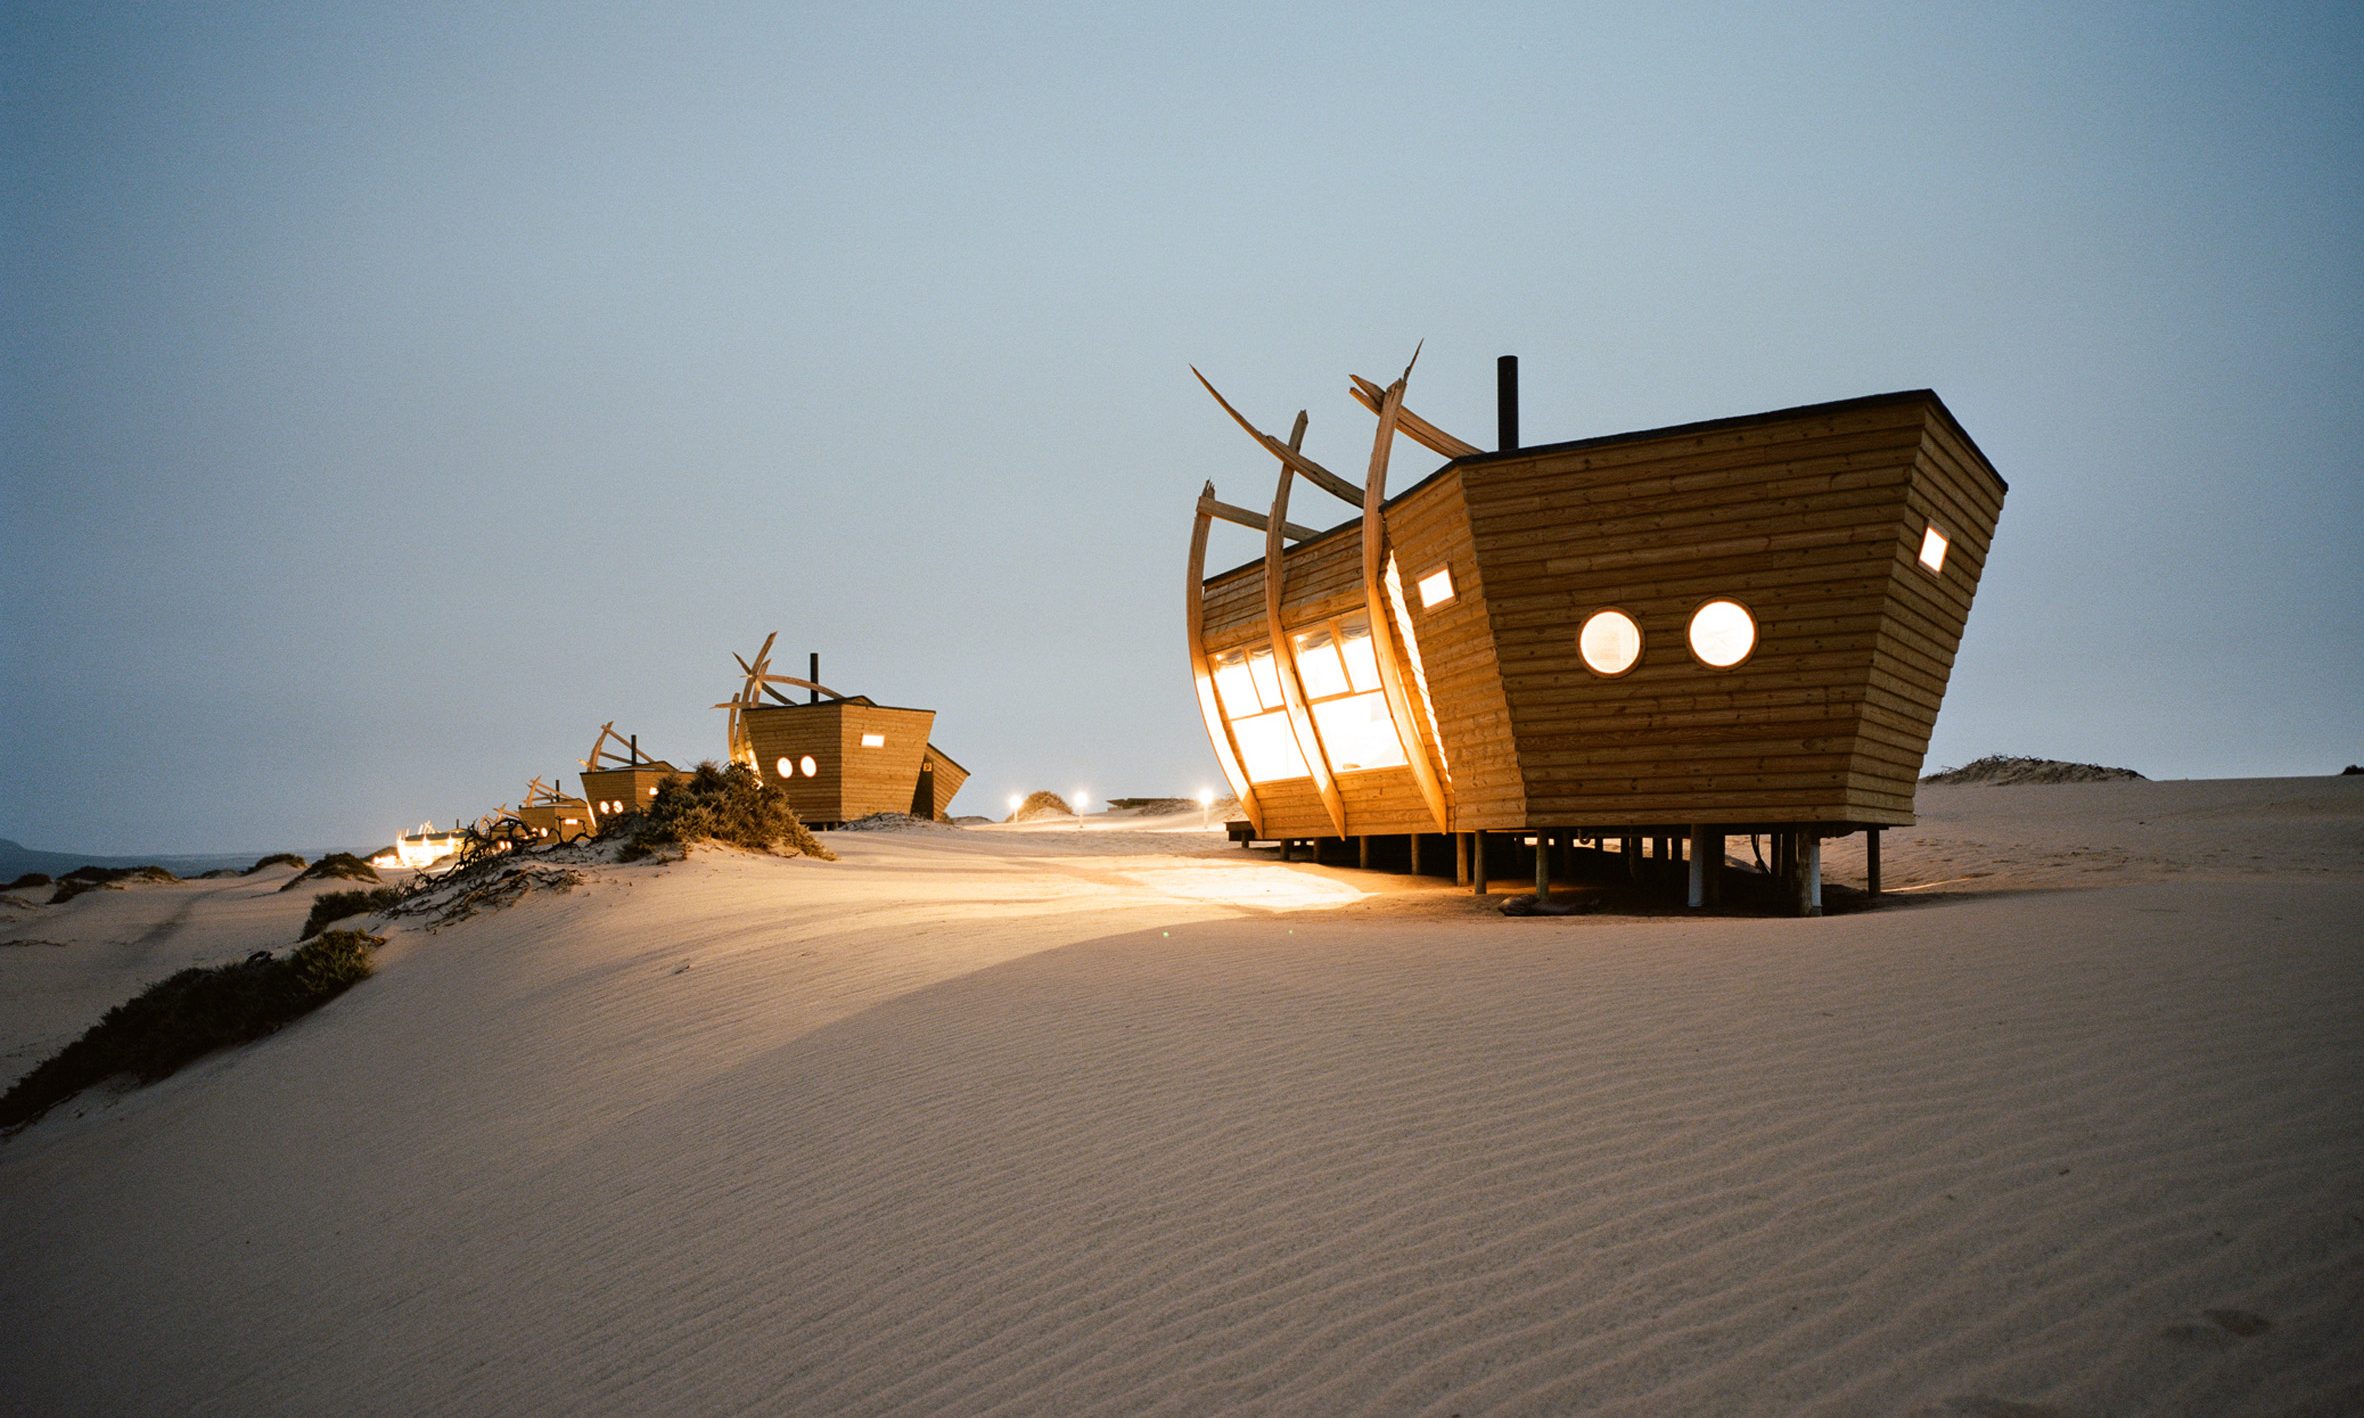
xmin=2 ymin=777 xmax=2359 ymax=1416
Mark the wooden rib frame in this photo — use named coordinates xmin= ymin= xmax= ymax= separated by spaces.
xmin=1265 ymin=412 xmax=1349 ymax=839
xmin=1357 ymin=372 xmax=1453 ymax=833
xmin=1186 ymin=484 xmax=1263 ymax=834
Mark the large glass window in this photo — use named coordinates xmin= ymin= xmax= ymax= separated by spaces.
xmin=1290 ymin=612 xmax=1407 ymax=773
xmin=1211 ymin=646 xmax=1307 ymax=783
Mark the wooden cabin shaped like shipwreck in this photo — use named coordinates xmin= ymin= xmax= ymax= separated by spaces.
xmin=719 ymin=634 xmax=970 ymax=828
xmin=1185 ymin=356 xmax=2005 ymax=912
xmin=578 ymin=722 xmax=688 ymax=820
xmin=516 ymin=775 xmax=598 ymax=844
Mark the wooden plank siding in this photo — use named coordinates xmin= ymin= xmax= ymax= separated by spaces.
xmin=743 ymin=701 xmax=938 ymax=826
xmin=924 ymin=747 xmax=971 ymax=820
xmin=581 ymin=764 xmax=687 ymax=816
xmin=1188 ymin=388 xmax=2003 ymax=838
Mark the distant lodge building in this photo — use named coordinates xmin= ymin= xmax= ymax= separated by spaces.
xmin=578 ymin=722 xmax=687 ymax=821
xmin=1185 ymin=357 xmax=2004 ymax=912
xmin=516 ymin=775 xmax=597 ymax=844
xmin=721 ymin=634 xmax=970 ymax=828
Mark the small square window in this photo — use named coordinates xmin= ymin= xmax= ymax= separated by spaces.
xmin=1416 ymin=566 xmax=1455 ymax=609
xmin=1918 ymin=524 xmax=1950 ymax=575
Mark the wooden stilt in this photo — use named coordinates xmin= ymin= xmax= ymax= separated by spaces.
xmin=1535 ymin=833 xmax=1551 ymax=899
xmin=1704 ymin=831 xmax=1724 ymax=908
xmin=1804 ymin=835 xmax=1823 ymax=916
xmin=1279 ymin=839 xmax=1292 ymax=863
xmin=1866 ymin=828 xmax=1882 ymax=897
xmin=1409 ymin=833 xmax=1423 ymax=876
xmin=1454 ymin=832 xmax=1468 ymax=885
xmin=1687 ymin=825 xmax=1707 ymax=909
xmin=1358 ymin=836 xmax=1371 ymax=869
xmin=1622 ymin=834 xmax=1640 ymax=884
xmin=1473 ymin=831 xmax=1489 ymax=895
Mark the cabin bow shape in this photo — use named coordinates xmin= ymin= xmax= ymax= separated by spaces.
xmin=1186 ymin=361 xmax=2005 ymax=847
xmin=715 ymin=632 xmax=970 ymax=827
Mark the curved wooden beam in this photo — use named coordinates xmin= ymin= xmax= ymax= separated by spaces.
xmin=1267 ymin=414 xmax=1349 ymax=840
xmin=1186 ymin=481 xmax=1263 ymax=836
xmin=1191 ymin=366 xmax=1364 ymax=508
xmin=1359 ymin=370 xmax=1453 ymax=834
xmin=1349 ymin=373 xmax=1480 ymax=460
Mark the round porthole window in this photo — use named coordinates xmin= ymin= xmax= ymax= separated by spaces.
xmin=799 ymin=755 xmax=818 ymax=778
xmin=1687 ymin=598 xmax=1757 ymax=668
xmin=776 ymin=756 xmax=795 ymax=779
xmin=1578 ymin=609 xmax=1643 ymax=677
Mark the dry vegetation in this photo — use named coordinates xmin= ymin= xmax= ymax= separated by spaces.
xmin=1009 ymin=790 xmax=1074 ymax=822
xmin=0 ymin=930 xmax=385 ymax=1134
xmin=1924 ymin=755 xmax=2146 ymax=785
xmin=280 ymin=854 xmax=381 ymax=891
xmin=610 ymin=761 xmax=833 ymax=861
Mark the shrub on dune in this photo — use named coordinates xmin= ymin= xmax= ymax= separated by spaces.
xmin=279 ymin=853 xmax=380 ymax=891
xmin=0 ymin=930 xmax=385 ymax=1133
xmin=610 ymin=761 xmax=833 ymax=861
xmin=300 ymin=885 xmax=404 ymax=940
xmin=1008 ymin=791 xmax=1074 ymax=822
xmin=49 ymin=865 xmax=176 ymax=905
xmin=244 ymin=852 xmax=308 ymax=874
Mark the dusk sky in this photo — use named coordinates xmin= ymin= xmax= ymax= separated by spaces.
xmin=5 ymin=2 xmax=2359 ymax=855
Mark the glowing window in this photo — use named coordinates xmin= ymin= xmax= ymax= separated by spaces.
xmin=860 ymin=732 xmax=886 ymax=748
xmin=562 ymin=818 xmax=580 ymax=827
xmin=1687 ymin=599 xmax=1757 ymax=668
xmin=1245 ymin=649 xmax=1286 ymax=709
xmin=1310 ymin=691 xmax=1408 ymax=772
xmin=1337 ymin=618 xmax=1382 ymax=692
xmin=647 ymin=785 xmax=659 ymax=797
xmin=799 ymin=755 xmax=818 ymax=777
xmin=1578 ymin=609 xmax=1643 ymax=677
xmin=1918 ymin=523 xmax=1950 ymax=575
xmin=1416 ymin=566 xmax=1455 ymax=609
xmin=1212 ymin=649 xmax=1260 ymax=719
xmin=1292 ymin=627 xmax=1349 ymax=699
xmin=776 ymin=756 xmax=796 ymax=779
xmin=1230 ymin=711 xmax=1309 ymax=782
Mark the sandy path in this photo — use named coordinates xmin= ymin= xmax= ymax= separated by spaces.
xmin=1 ymin=783 xmax=2358 ymax=1416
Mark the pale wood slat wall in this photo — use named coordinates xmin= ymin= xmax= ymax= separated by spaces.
xmin=1382 ymin=471 xmax=1527 ymax=829
xmin=1462 ymin=401 xmax=1941 ymax=826
xmin=1849 ymin=418 xmax=2005 ymax=798
xmin=745 ymin=703 xmax=936 ymax=825
xmin=925 ymin=749 xmax=970 ymax=819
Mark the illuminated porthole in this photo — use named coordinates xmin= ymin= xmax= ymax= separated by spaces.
xmin=1918 ymin=523 xmax=1950 ymax=575
xmin=800 ymin=755 xmax=818 ymax=777
xmin=1687 ymin=598 xmax=1756 ymax=668
xmin=1578 ymin=609 xmax=1643 ymax=677
xmin=776 ymin=756 xmax=795 ymax=779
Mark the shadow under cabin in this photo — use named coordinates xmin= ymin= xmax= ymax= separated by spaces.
xmin=718 ymin=633 xmax=970 ymax=828
xmin=1185 ymin=353 xmax=2004 ymax=914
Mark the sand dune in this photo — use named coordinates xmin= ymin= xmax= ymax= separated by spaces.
xmin=2 ymin=779 xmax=2359 ymax=1415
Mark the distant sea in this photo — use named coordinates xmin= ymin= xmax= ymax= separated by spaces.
xmin=0 ymin=838 xmax=354 ymax=880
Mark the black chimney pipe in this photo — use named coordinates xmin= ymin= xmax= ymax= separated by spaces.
xmin=809 ymin=652 xmax=820 ymax=704
xmin=1497 ymin=355 xmax=1519 ymax=452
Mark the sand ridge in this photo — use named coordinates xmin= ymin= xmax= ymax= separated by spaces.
xmin=1 ymin=779 xmax=2359 ymax=1415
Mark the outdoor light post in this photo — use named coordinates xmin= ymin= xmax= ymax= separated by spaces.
xmin=1198 ymin=787 xmax=1215 ymax=828
xmin=1073 ymin=789 xmax=1089 ymax=830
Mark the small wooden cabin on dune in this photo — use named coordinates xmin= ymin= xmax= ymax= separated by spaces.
xmin=1185 ymin=354 xmax=2004 ymax=913
xmin=516 ymin=775 xmax=597 ymax=843
xmin=718 ymin=633 xmax=970 ymax=828
xmin=578 ymin=722 xmax=687 ymax=820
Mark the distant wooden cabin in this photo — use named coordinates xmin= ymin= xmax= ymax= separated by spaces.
xmin=577 ymin=722 xmax=688 ymax=820
xmin=1185 ymin=357 xmax=2004 ymax=910
xmin=516 ymin=775 xmax=598 ymax=844
xmin=718 ymin=634 xmax=970 ymax=828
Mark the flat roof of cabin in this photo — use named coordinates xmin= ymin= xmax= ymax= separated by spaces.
xmin=742 ymin=695 xmax=940 ymax=716
xmin=1207 ymin=388 xmax=2002 ymax=585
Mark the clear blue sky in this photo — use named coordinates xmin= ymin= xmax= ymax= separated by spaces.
xmin=5 ymin=1 xmax=2359 ymax=854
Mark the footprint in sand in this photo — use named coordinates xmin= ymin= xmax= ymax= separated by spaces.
xmin=2158 ymin=1308 xmax=2271 ymax=1347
